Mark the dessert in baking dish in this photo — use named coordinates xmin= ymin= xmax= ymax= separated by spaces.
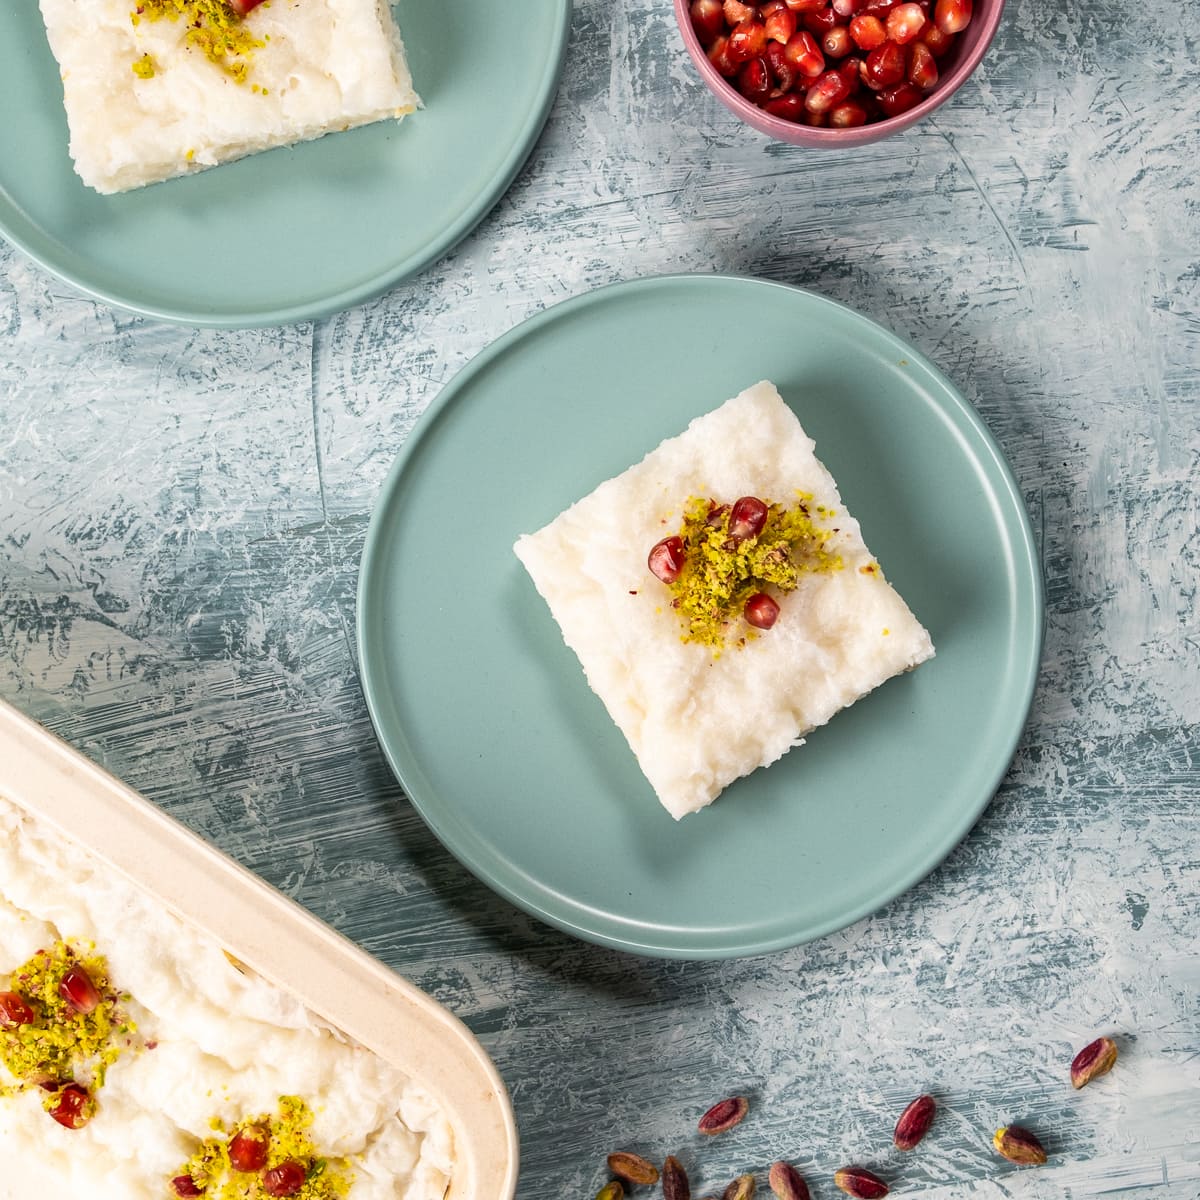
xmin=0 ymin=796 xmax=453 ymax=1199
xmin=514 ymin=380 xmax=935 ymax=820
xmin=38 ymin=0 xmax=419 ymax=194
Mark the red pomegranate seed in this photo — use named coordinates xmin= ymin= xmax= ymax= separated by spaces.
xmin=763 ymin=92 xmax=807 ymax=120
xmin=171 ymin=1178 xmax=205 ymax=1198
xmin=886 ymin=2 xmax=926 ymax=42
xmin=728 ymin=496 xmax=769 ymax=540
xmin=805 ymin=68 xmax=851 ymax=111
xmin=920 ymin=23 xmax=953 ymax=54
xmin=764 ymin=5 xmax=798 ymax=41
xmin=227 ymin=0 xmax=264 ymax=13
xmin=822 ymin=25 xmax=852 ymax=56
xmin=934 ymin=0 xmax=971 ymax=32
xmin=784 ymin=0 xmax=826 ymax=9
xmin=690 ymin=0 xmax=726 ymax=44
xmin=830 ymin=100 xmax=869 ymax=125
xmin=838 ymin=56 xmax=863 ymax=92
xmin=724 ymin=0 xmax=756 ymax=24
xmin=763 ymin=40 xmax=795 ymax=89
xmin=761 ymin=0 xmax=788 ymax=12
xmin=737 ymin=56 xmax=773 ymax=101
xmin=262 ymin=1162 xmax=308 ymax=1198
xmin=58 ymin=965 xmax=101 ymax=1015
xmin=908 ymin=41 xmax=938 ymax=88
xmin=707 ymin=34 xmax=739 ymax=75
xmin=862 ymin=39 xmax=906 ymax=87
xmin=804 ymin=108 xmax=828 ymax=125
xmin=48 ymin=1084 xmax=93 ymax=1130
xmin=784 ymin=29 xmax=826 ymax=77
xmin=862 ymin=0 xmax=902 ymax=13
xmin=878 ymin=80 xmax=924 ymax=114
xmin=648 ymin=536 xmax=686 ymax=584
xmin=228 ymin=1125 xmax=270 ymax=1173
xmin=728 ymin=18 xmax=769 ymax=63
xmin=832 ymin=0 xmax=864 ymax=13
xmin=745 ymin=593 xmax=781 ymax=629
xmin=803 ymin=6 xmax=839 ymax=33
xmin=848 ymin=13 xmax=887 ymax=49
xmin=0 ymin=991 xmax=36 ymax=1028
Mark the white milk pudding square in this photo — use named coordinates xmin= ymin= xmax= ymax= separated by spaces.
xmin=514 ymin=381 xmax=935 ymax=820
xmin=38 ymin=0 xmax=420 ymax=194
xmin=0 ymin=796 xmax=453 ymax=1200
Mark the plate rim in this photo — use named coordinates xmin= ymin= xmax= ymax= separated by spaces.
xmin=356 ymin=272 xmax=1046 ymax=959
xmin=0 ymin=2 xmax=573 ymax=329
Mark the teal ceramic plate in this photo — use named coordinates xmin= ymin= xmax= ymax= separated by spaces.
xmin=0 ymin=3 xmax=570 ymax=327
xmin=358 ymin=275 xmax=1043 ymax=959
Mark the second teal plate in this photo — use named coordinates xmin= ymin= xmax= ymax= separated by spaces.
xmin=0 ymin=2 xmax=570 ymax=326
xmin=357 ymin=275 xmax=1043 ymax=959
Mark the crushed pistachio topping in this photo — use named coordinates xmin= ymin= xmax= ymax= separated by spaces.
xmin=174 ymin=1096 xmax=356 ymax=1200
xmin=0 ymin=941 xmax=130 ymax=1097
xmin=132 ymin=53 xmax=157 ymax=78
xmin=131 ymin=0 xmax=265 ymax=84
xmin=665 ymin=494 xmax=844 ymax=648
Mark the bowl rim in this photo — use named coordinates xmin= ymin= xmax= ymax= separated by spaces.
xmin=672 ymin=0 xmax=1006 ymax=144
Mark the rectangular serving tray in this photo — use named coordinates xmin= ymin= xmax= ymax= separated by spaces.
xmin=0 ymin=698 xmax=517 ymax=1200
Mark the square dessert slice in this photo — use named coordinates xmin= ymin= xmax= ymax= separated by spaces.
xmin=39 ymin=0 xmax=419 ymax=194
xmin=514 ymin=381 xmax=935 ymax=820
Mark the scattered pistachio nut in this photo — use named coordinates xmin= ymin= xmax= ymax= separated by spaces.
xmin=606 ymin=1152 xmax=659 ymax=1187
xmin=698 ymin=1096 xmax=750 ymax=1136
xmin=1071 ymin=1036 xmax=1118 ymax=1089
xmin=723 ymin=1173 xmax=755 ymax=1200
xmin=893 ymin=1094 xmax=936 ymax=1150
xmin=833 ymin=1167 xmax=889 ymax=1200
xmin=596 ymin=1183 xmax=625 ymax=1200
xmin=663 ymin=1155 xmax=691 ymax=1200
xmin=767 ymin=1162 xmax=810 ymax=1200
xmin=992 ymin=1126 xmax=1047 ymax=1165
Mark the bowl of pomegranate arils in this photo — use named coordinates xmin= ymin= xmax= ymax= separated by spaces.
xmin=675 ymin=0 xmax=1002 ymax=146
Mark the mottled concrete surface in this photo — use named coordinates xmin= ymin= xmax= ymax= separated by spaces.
xmin=1 ymin=1 xmax=1198 ymax=1197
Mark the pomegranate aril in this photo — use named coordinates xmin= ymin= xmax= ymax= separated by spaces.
xmin=745 ymin=593 xmax=781 ymax=629
xmin=729 ymin=496 xmax=769 ymax=540
xmin=764 ymin=6 xmax=797 ymax=41
xmin=830 ymin=100 xmax=869 ymax=126
xmin=934 ymin=0 xmax=971 ymax=32
xmin=648 ymin=536 xmax=686 ymax=584
xmin=805 ymin=68 xmax=851 ymax=111
xmin=784 ymin=30 xmax=826 ymax=77
xmin=228 ymin=1125 xmax=270 ymax=1173
xmin=823 ymin=26 xmax=852 ymax=57
xmin=708 ymin=35 xmax=739 ymax=75
xmin=784 ymin=0 xmax=827 ymax=10
xmin=171 ymin=1178 xmax=205 ymax=1198
xmin=724 ymin=0 xmax=756 ymax=24
xmin=886 ymin=2 xmax=926 ymax=42
xmin=765 ymin=40 xmax=798 ymax=90
xmin=737 ymin=56 xmax=773 ymax=102
xmin=862 ymin=39 xmax=905 ymax=87
xmin=831 ymin=0 xmax=864 ymax=14
xmin=862 ymin=0 xmax=902 ymax=13
xmin=262 ymin=1162 xmax=308 ymax=1199
xmin=804 ymin=108 xmax=828 ymax=125
xmin=0 ymin=991 xmax=36 ymax=1028
xmin=838 ymin=56 xmax=863 ymax=93
xmin=908 ymin=41 xmax=938 ymax=88
xmin=920 ymin=23 xmax=953 ymax=54
xmin=848 ymin=13 xmax=887 ymax=49
xmin=803 ymin=7 xmax=840 ymax=33
xmin=48 ymin=1084 xmax=93 ymax=1130
xmin=691 ymin=0 xmax=726 ymax=44
xmin=58 ymin=965 xmax=101 ymax=1015
xmin=763 ymin=92 xmax=808 ymax=120
xmin=878 ymin=80 xmax=923 ymax=114
xmin=728 ymin=18 xmax=769 ymax=63
xmin=227 ymin=0 xmax=264 ymax=13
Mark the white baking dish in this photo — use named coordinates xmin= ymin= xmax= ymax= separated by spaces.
xmin=0 ymin=698 xmax=518 ymax=1200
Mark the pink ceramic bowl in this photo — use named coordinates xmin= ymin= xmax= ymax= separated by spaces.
xmin=673 ymin=0 xmax=1004 ymax=146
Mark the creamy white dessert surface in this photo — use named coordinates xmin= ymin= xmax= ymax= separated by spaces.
xmin=0 ymin=796 xmax=453 ymax=1200
xmin=39 ymin=0 xmax=419 ymax=193
xmin=515 ymin=381 xmax=935 ymax=819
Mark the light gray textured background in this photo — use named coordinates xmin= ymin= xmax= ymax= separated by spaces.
xmin=1 ymin=1 xmax=1198 ymax=1197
